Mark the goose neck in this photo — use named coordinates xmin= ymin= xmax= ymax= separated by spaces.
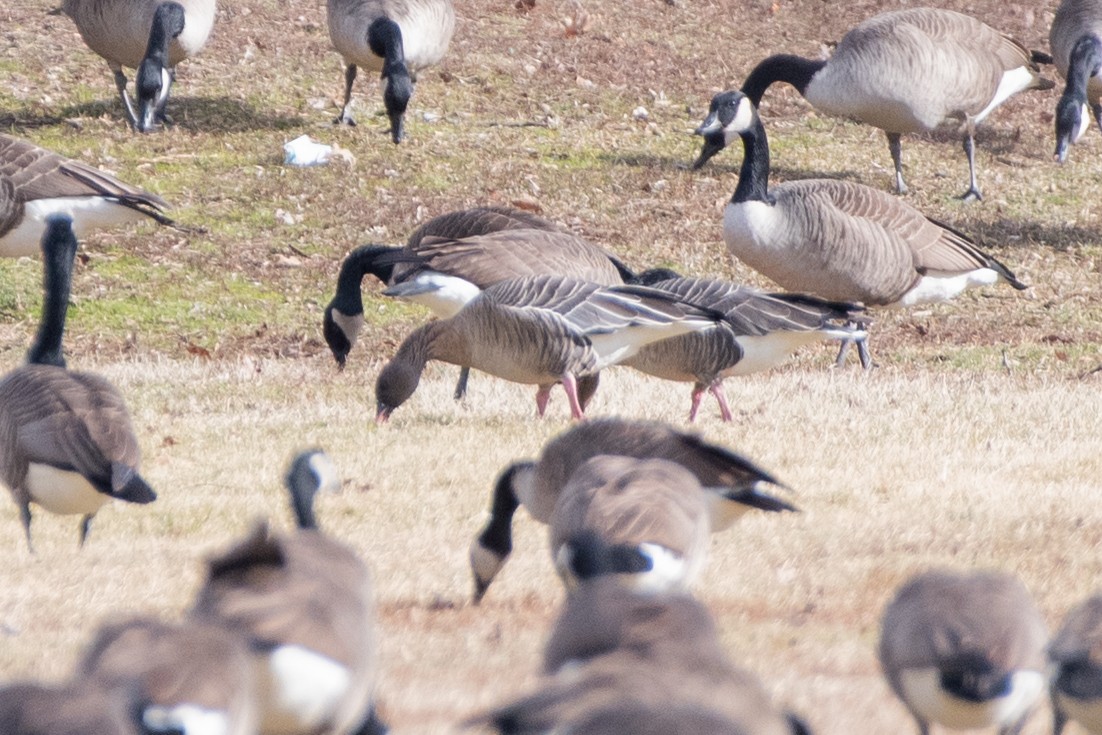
xmin=741 ymin=54 xmax=825 ymax=106
xmin=731 ymin=116 xmax=773 ymax=205
xmin=368 ymin=17 xmax=406 ymax=68
xmin=145 ymin=2 xmax=186 ymax=63
xmin=335 ymin=245 xmax=395 ymax=314
xmin=1066 ymin=35 xmax=1102 ymax=100
xmin=27 ymin=222 xmax=77 ymax=367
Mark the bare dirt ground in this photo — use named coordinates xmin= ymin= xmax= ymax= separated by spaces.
xmin=1 ymin=0 xmax=1102 ymax=733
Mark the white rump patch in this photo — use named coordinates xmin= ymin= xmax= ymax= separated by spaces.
xmin=975 ymin=67 xmax=1039 ymax=123
xmin=588 ymin=318 xmax=716 ymax=368
xmin=143 ymin=704 xmax=230 ymax=735
xmin=25 ymin=464 xmax=109 ymax=516
xmin=727 ymin=331 xmax=838 ymax=376
xmin=628 ymin=543 xmax=692 ymax=593
xmin=389 ymin=273 xmax=481 ymax=318
xmin=897 ymin=268 xmax=999 ymax=306
xmin=257 ymin=645 xmax=351 ymax=734
xmin=897 ymin=667 xmax=1045 ymax=730
xmin=1 ymin=197 xmax=148 ymax=258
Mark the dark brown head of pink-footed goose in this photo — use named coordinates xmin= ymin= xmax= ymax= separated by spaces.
xmin=327 ymin=0 xmax=456 ymax=141
xmin=693 ymin=91 xmax=1028 ymax=367
xmin=190 ymin=449 xmax=385 ymax=735
xmin=738 ymin=7 xmax=1053 ymax=199
xmin=0 ymin=215 xmax=155 ymax=552
xmin=469 ymin=417 xmax=794 ymax=603
xmin=879 ymin=568 xmax=1048 ymax=735
xmin=1050 ymin=0 xmax=1102 ymax=162
xmin=62 ymin=0 xmax=217 ymax=132
xmin=624 ymin=269 xmax=867 ymax=420
xmin=1049 ymin=593 xmax=1102 ymax=735
xmin=465 ymin=536 xmax=811 ymax=735
xmin=0 ymin=134 xmax=172 ymax=258
xmin=323 ymin=206 xmax=631 ymax=370
xmin=373 ymin=274 xmax=721 ymax=423
xmin=77 ymin=617 xmax=257 ymax=735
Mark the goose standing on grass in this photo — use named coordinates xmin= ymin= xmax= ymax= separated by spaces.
xmin=0 ymin=215 xmax=155 ymax=551
xmin=1049 ymin=594 xmax=1102 ymax=734
xmin=693 ymin=91 xmax=1028 ymax=367
xmin=1050 ymin=0 xmax=1102 ymax=162
xmin=77 ymin=618 xmax=258 ymax=735
xmin=739 ymin=7 xmax=1054 ymax=200
xmin=0 ymin=134 xmax=173 ymax=258
xmin=62 ymin=0 xmax=216 ymax=132
xmin=373 ymin=274 xmax=723 ymax=422
xmin=327 ymin=0 xmax=456 ymax=141
xmin=190 ymin=449 xmax=386 ymax=735
xmin=623 ymin=270 xmax=866 ymax=420
xmin=879 ymin=569 xmax=1049 ymax=735
xmin=469 ymin=417 xmax=793 ymax=603
xmin=466 ymin=539 xmax=811 ymax=735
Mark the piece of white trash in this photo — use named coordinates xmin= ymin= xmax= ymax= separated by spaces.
xmin=283 ymin=135 xmax=333 ymax=166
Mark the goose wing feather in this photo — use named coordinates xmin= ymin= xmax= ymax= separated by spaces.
xmin=406 ymin=206 xmax=560 ymax=247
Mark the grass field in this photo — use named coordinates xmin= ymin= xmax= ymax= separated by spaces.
xmin=2 ymin=0 xmax=1102 ymax=732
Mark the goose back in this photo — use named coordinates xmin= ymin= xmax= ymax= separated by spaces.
xmin=62 ymin=0 xmax=215 ymax=70
xmin=406 ymin=205 xmax=561 ymax=247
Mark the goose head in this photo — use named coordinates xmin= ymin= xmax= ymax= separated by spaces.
xmin=692 ymin=90 xmax=757 ymax=170
xmin=1055 ymin=93 xmax=1091 ymax=163
xmin=135 ymin=2 xmax=186 ymax=133
xmin=323 ymin=303 xmax=357 ymax=370
xmin=374 ymin=356 xmax=421 ymax=423
xmin=381 ymin=67 xmax=413 ymax=144
xmin=285 ymin=448 xmax=340 ymax=530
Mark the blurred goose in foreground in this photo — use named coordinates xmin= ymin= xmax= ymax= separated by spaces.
xmin=740 ymin=7 xmax=1053 ymax=199
xmin=693 ymin=91 xmax=1028 ymax=367
xmin=549 ymin=455 xmax=793 ymax=593
xmin=469 ymin=417 xmax=793 ymax=603
xmin=1050 ymin=0 xmax=1102 ymax=162
xmin=62 ymin=0 xmax=217 ymax=132
xmin=0 ymin=215 xmax=155 ymax=551
xmin=374 ymin=274 xmax=723 ymax=422
xmin=1049 ymin=593 xmax=1102 ymax=734
xmin=0 ymin=679 xmax=142 ymax=735
xmin=624 ymin=270 xmax=867 ymax=419
xmin=324 ymin=206 xmax=629 ymax=370
xmin=190 ymin=449 xmax=385 ymax=735
xmin=0 ymin=135 xmax=172 ymax=258
xmin=327 ymin=0 xmax=456 ymax=141
xmin=467 ymin=550 xmax=810 ymax=735
xmin=77 ymin=617 xmax=257 ymax=735
xmin=879 ymin=569 xmax=1048 ymax=735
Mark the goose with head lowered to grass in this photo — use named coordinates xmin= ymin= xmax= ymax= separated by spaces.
xmin=62 ymin=0 xmax=217 ymax=132
xmin=328 ymin=0 xmax=456 ymax=142
xmin=1048 ymin=593 xmax=1102 ymax=735
xmin=0 ymin=214 xmax=155 ymax=552
xmin=1050 ymin=0 xmax=1102 ymax=162
xmin=374 ymin=274 xmax=723 ymax=422
xmin=693 ymin=91 xmax=1028 ymax=367
xmin=740 ymin=7 xmax=1054 ymax=200
xmin=468 ymin=416 xmax=793 ymax=603
xmin=0 ymin=134 xmax=173 ymax=258
xmin=624 ymin=269 xmax=867 ymax=420
xmin=189 ymin=449 xmax=386 ymax=735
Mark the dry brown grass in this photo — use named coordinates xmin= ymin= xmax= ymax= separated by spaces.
xmin=2 ymin=0 xmax=1102 ymax=732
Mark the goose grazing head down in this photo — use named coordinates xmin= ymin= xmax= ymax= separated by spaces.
xmin=1050 ymin=0 xmax=1102 ymax=164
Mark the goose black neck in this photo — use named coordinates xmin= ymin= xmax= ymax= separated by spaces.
xmin=1065 ymin=34 xmax=1102 ymax=102
xmin=27 ymin=217 xmax=78 ymax=367
xmin=286 ymin=457 xmax=321 ymax=530
xmin=476 ymin=463 xmax=525 ymax=557
xmin=732 ymin=114 xmax=773 ymax=205
xmin=741 ymin=54 xmax=825 ymax=106
xmin=334 ymin=245 xmax=397 ymax=314
xmin=368 ymin=17 xmax=406 ymax=68
xmin=145 ymin=2 xmax=186 ymax=64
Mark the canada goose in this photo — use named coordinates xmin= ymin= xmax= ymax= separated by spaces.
xmin=549 ymin=455 xmax=792 ymax=594
xmin=323 ymin=206 xmax=629 ymax=369
xmin=693 ymin=91 xmax=1028 ymax=367
xmin=1050 ymin=0 xmax=1102 ymax=162
xmin=374 ymin=274 xmax=723 ymax=422
xmin=1049 ymin=593 xmax=1102 ymax=734
xmin=190 ymin=449 xmax=385 ymax=735
xmin=77 ymin=617 xmax=258 ymax=735
xmin=467 ymin=560 xmax=809 ymax=735
xmin=878 ymin=569 xmax=1049 ymax=735
xmin=469 ymin=416 xmax=793 ymax=603
xmin=0 ymin=215 xmax=155 ymax=551
xmin=62 ymin=0 xmax=216 ymax=132
xmin=327 ymin=0 xmax=456 ymax=141
xmin=623 ymin=270 xmax=867 ymax=420
xmin=0 ymin=134 xmax=173 ymax=258
xmin=0 ymin=679 xmax=142 ymax=735
xmin=739 ymin=7 xmax=1054 ymax=199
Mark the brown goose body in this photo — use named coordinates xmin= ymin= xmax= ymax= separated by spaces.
xmin=0 ymin=680 xmax=141 ymax=735
xmin=1050 ymin=594 xmax=1102 ymax=734
xmin=879 ymin=569 xmax=1048 ymax=735
xmin=468 ymin=417 xmax=793 ymax=602
xmin=374 ymin=275 xmax=720 ymax=421
xmin=0 ymin=135 xmax=171 ymax=258
xmin=78 ymin=617 xmax=257 ymax=735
